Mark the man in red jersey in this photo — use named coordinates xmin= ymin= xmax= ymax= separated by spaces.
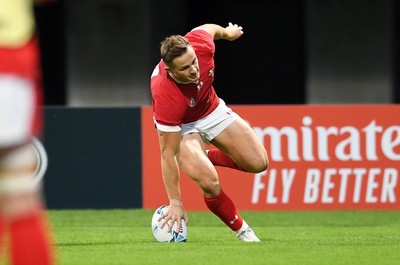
xmin=150 ymin=23 xmax=269 ymax=242
xmin=0 ymin=0 xmax=56 ymax=264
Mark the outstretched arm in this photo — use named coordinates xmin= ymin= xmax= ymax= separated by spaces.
xmin=157 ymin=130 xmax=189 ymax=232
xmin=194 ymin=22 xmax=244 ymax=41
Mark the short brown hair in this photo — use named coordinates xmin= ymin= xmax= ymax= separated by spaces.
xmin=160 ymin=35 xmax=191 ymax=67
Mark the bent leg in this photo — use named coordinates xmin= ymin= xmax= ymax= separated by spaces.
xmin=178 ymin=133 xmax=244 ymax=231
xmin=207 ymin=149 xmax=245 ymax=171
xmin=211 ymin=117 xmax=269 ymax=173
xmin=178 ymin=133 xmax=220 ymax=197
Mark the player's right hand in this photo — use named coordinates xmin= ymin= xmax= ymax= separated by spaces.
xmin=159 ymin=204 xmax=189 ymax=233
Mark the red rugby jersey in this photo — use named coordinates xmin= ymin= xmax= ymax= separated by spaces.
xmin=150 ymin=29 xmax=220 ymax=131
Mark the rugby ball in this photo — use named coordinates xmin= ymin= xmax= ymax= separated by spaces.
xmin=151 ymin=205 xmax=188 ymax=242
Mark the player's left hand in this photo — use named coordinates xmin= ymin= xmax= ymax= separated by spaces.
xmin=225 ymin=22 xmax=244 ymax=41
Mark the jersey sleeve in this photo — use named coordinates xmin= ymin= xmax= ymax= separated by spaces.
xmin=185 ymin=29 xmax=215 ymax=56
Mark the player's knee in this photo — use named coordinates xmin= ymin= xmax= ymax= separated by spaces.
xmin=198 ymin=179 xmax=220 ymax=197
xmin=257 ymin=156 xmax=269 ymax=172
xmin=0 ymin=142 xmax=44 ymax=197
xmin=247 ymin=153 xmax=269 ymax=173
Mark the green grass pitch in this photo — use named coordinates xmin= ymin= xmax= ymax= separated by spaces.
xmin=46 ymin=209 xmax=400 ymax=265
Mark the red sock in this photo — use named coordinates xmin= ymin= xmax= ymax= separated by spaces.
xmin=10 ymin=211 xmax=55 ymax=265
xmin=0 ymin=215 xmax=6 ymax=259
xmin=207 ymin=149 xmax=245 ymax=171
xmin=204 ymin=189 xmax=243 ymax=231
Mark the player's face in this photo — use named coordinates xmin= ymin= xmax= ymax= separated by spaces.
xmin=169 ymin=46 xmax=200 ymax=84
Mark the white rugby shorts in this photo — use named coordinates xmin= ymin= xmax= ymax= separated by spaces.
xmin=182 ymin=99 xmax=238 ymax=143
